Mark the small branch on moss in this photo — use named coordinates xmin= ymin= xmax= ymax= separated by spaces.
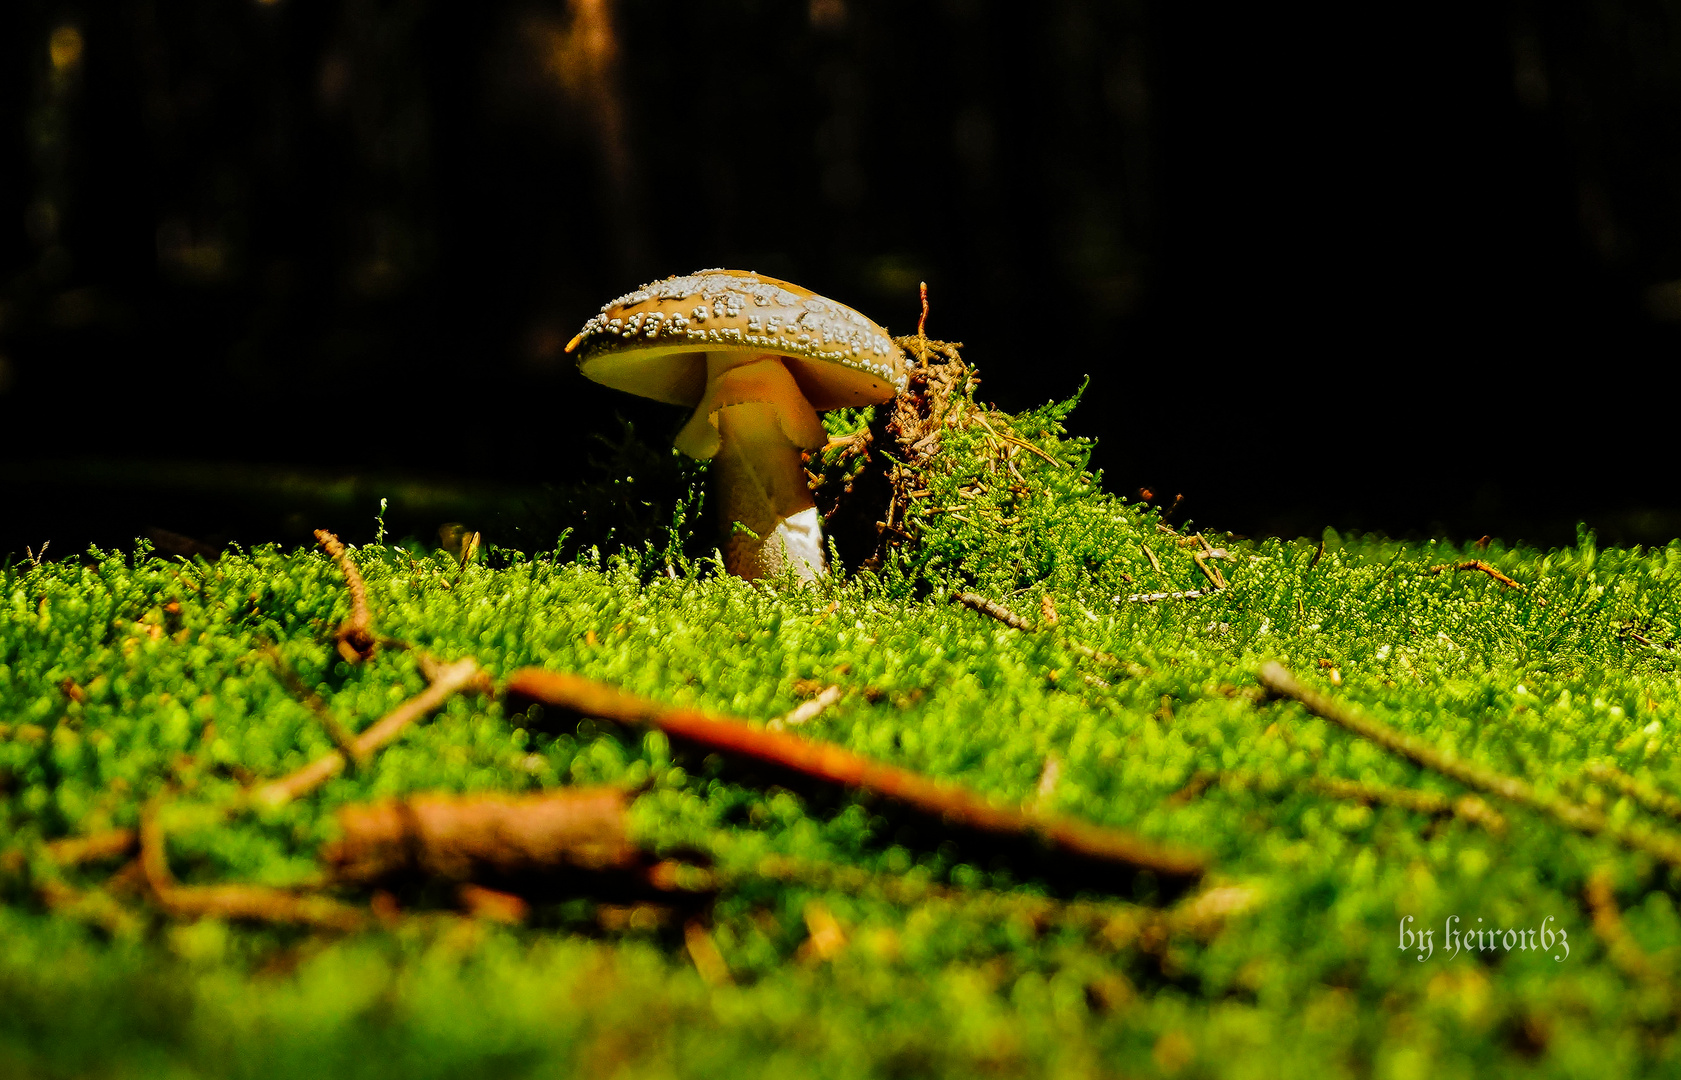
xmin=767 ymin=685 xmax=844 ymax=732
xmin=954 ymin=592 xmax=1139 ymax=673
xmin=1192 ymin=553 xmax=1227 ymax=591
xmin=1585 ymin=762 xmax=1681 ymax=822
xmin=34 ymin=878 xmax=145 ymax=937
xmin=1218 ymin=770 xmax=1505 ymax=835
xmin=1165 ymin=770 xmax=1219 ymax=806
xmin=685 ymin=920 xmax=733 ymax=985
xmin=1124 ymin=589 xmax=1209 ymax=603
xmin=320 ymin=788 xmax=702 ymax=894
xmin=796 ymin=900 xmax=848 ymax=964
xmin=1035 ymin=755 xmax=1061 ymax=802
xmin=1258 ymin=662 xmax=1681 ymax=868
xmin=45 ymin=828 xmax=139 ymax=867
xmin=1311 ymin=776 xmax=1507 ymax=835
xmin=252 ymin=657 xmax=490 ymax=808
xmin=748 ymin=854 xmax=1256 ymax=945
xmin=456 ymin=883 xmax=530 ymax=924
xmin=749 ymin=853 xmax=1113 ymax=932
xmin=503 ymin=668 xmax=1207 ymax=888
xmin=956 ymin=591 xmax=1036 ymax=631
xmin=264 ymin=645 xmax=366 ymax=768
xmin=451 ymin=530 xmax=482 ymax=589
xmin=1587 ymin=867 xmax=1670 ymax=990
xmin=140 ymin=801 xmax=366 ymax=930
xmin=1622 ymin=628 xmax=1670 ymax=650
xmin=1141 ymin=544 xmax=1164 ymax=573
xmin=315 ymin=529 xmax=377 ymax=663
xmin=1424 ymin=560 xmax=1523 ymax=590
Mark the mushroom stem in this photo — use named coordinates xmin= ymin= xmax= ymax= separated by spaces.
xmin=714 ymin=401 xmax=826 ymax=581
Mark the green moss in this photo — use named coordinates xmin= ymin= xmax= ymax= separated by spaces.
xmin=5 ymin=376 xmax=1681 ymax=1076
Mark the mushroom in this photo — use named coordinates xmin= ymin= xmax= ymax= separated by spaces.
xmin=567 ymin=269 xmax=909 ymax=581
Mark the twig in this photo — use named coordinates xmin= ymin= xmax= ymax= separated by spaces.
xmin=457 ymin=884 xmax=530 ymax=924
xmin=1124 ymin=589 xmax=1209 ymax=603
xmin=1623 ymin=629 xmax=1666 ymax=650
xmin=747 ymin=854 xmax=1252 ymax=941
xmin=319 ymin=788 xmax=702 ymax=893
xmin=954 ymin=592 xmax=1138 ymax=672
xmin=1192 ymin=554 xmax=1227 ymax=591
xmin=1036 ymin=755 xmax=1061 ymax=801
xmin=917 ymin=280 xmax=929 ymax=338
xmin=1258 ymin=662 xmax=1681 ymax=868
xmin=1424 ymin=560 xmax=1523 ymax=590
xmin=1165 ymin=771 xmax=1218 ymax=806
xmin=797 ymin=900 xmax=848 ymax=963
xmin=1587 ymin=867 xmax=1670 ymax=990
xmin=767 ymin=685 xmax=844 ymax=732
xmin=955 ymin=591 xmax=1036 ymax=631
xmin=252 ymin=657 xmax=489 ymax=807
xmin=685 ymin=920 xmax=733 ymax=985
xmin=1309 ymin=776 xmax=1507 ymax=834
xmin=264 ymin=645 xmax=365 ymax=767
xmin=35 ymin=877 xmax=145 ymax=936
xmin=315 ymin=529 xmax=377 ymax=663
xmin=1585 ymin=762 xmax=1681 ymax=822
xmin=452 ymin=531 xmax=482 ymax=589
xmin=45 ymin=828 xmax=139 ymax=867
xmin=140 ymin=802 xmax=366 ymax=930
xmin=503 ymin=668 xmax=1208 ymax=887
xmin=1217 ymin=770 xmax=1505 ymax=835
xmin=1141 ymin=544 xmax=1163 ymax=573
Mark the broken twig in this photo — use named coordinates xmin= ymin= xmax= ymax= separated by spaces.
xmin=253 ymin=657 xmax=489 ymax=807
xmin=141 ymin=802 xmax=365 ymax=930
xmin=767 ymin=684 xmax=844 ymax=732
xmin=503 ymin=668 xmax=1208 ymax=889
xmin=1259 ymin=662 xmax=1681 ymax=869
xmin=315 ymin=529 xmax=377 ymax=663
xmin=1585 ymin=762 xmax=1681 ymax=822
xmin=954 ymin=591 xmax=1140 ymax=673
xmin=955 ymin=591 xmax=1036 ymax=631
xmin=685 ymin=920 xmax=733 ymax=985
xmin=1424 ymin=560 xmax=1523 ymax=590
xmin=321 ymin=787 xmax=707 ymax=898
xmin=45 ymin=828 xmax=139 ymax=867
xmin=265 ymin=645 xmax=365 ymax=767
xmin=1587 ymin=867 xmax=1672 ymax=992
xmin=1124 ymin=589 xmax=1209 ymax=603
xmin=1215 ymin=770 xmax=1505 ymax=835
xmin=1192 ymin=554 xmax=1227 ymax=591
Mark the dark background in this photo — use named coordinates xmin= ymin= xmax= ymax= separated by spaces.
xmin=2 ymin=0 xmax=1679 ymax=557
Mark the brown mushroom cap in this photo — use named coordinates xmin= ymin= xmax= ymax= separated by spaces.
xmin=571 ymin=269 xmax=910 ymax=409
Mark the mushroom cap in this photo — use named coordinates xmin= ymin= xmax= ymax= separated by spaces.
xmin=571 ymin=269 xmax=909 ymax=410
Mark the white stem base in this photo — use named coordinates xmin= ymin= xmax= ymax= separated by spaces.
xmin=767 ymin=506 xmax=827 ymax=582
xmin=714 ymin=401 xmax=827 ymax=583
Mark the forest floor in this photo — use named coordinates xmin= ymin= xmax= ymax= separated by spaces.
xmin=5 ymin=346 xmax=1681 ymax=1079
